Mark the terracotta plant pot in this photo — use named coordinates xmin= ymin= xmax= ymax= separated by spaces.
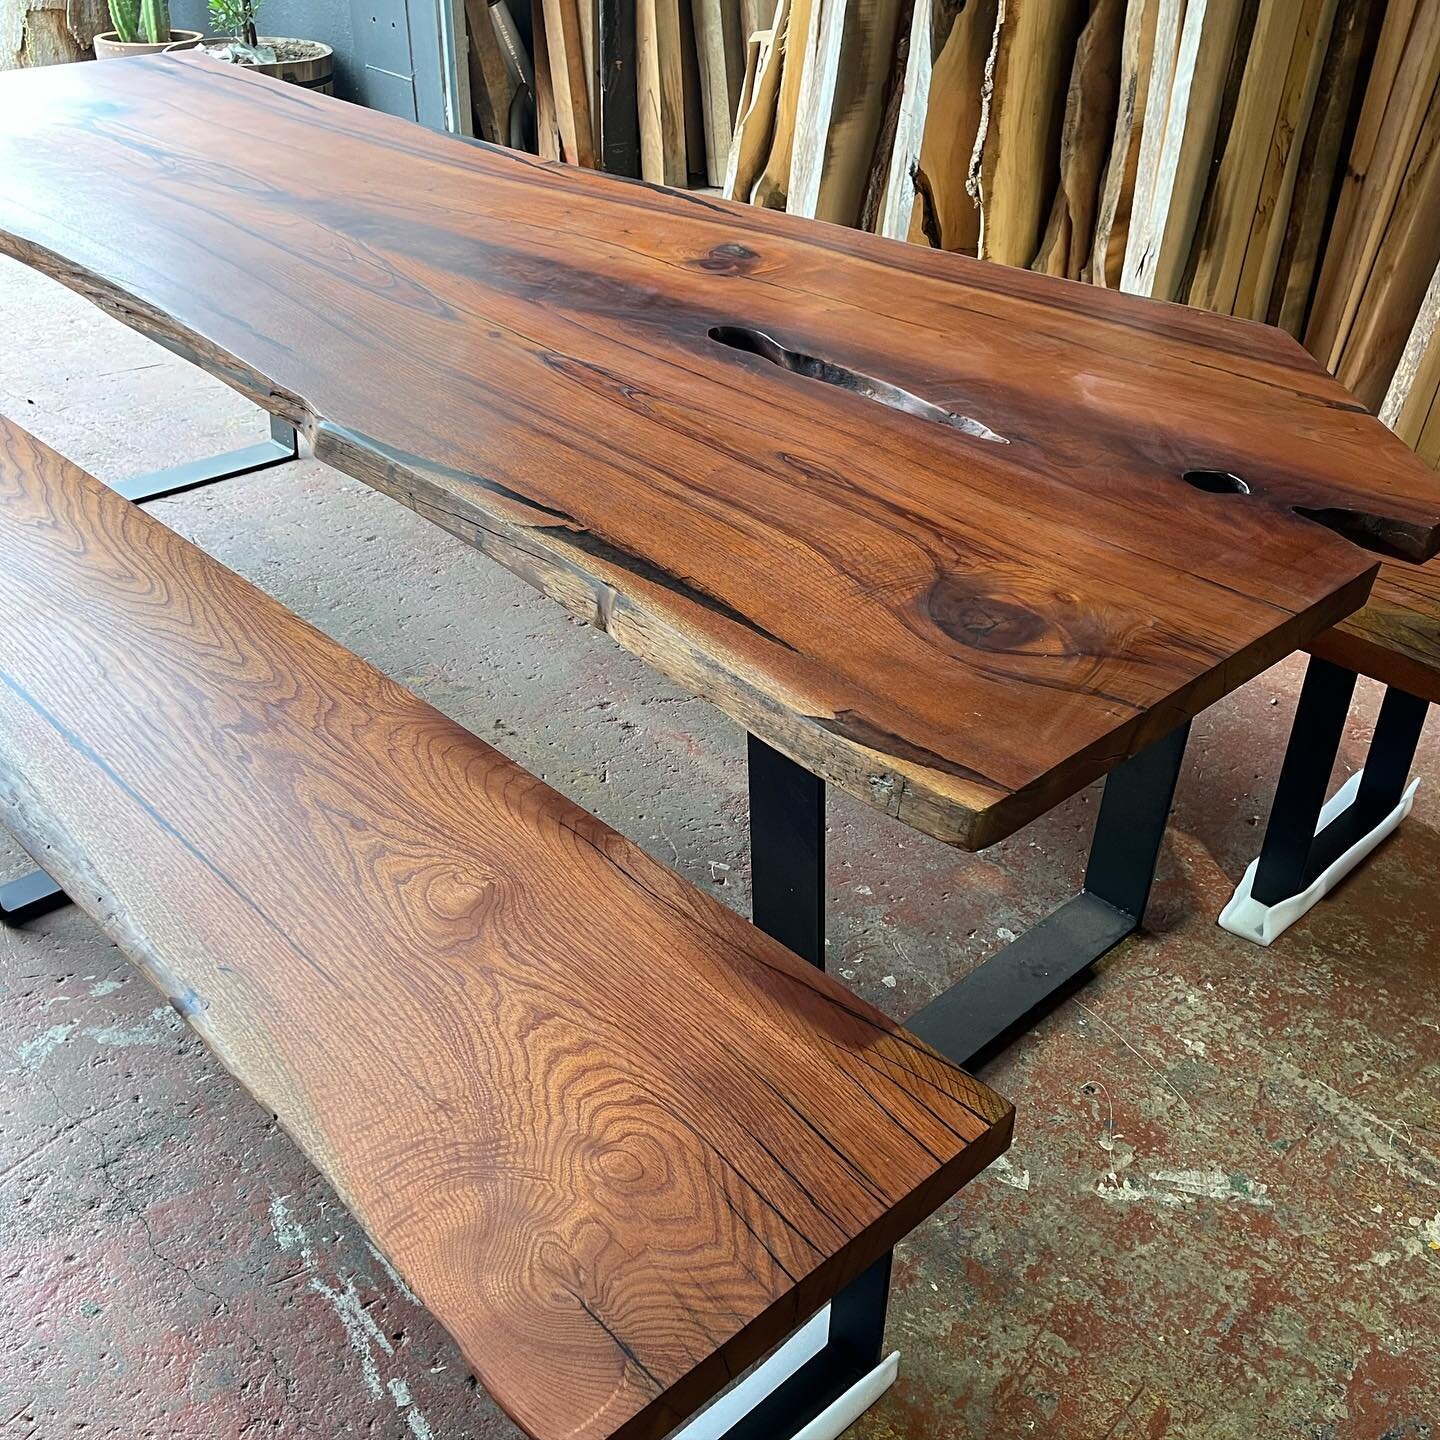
xmin=93 ymin=29 xmax=203 ymax=57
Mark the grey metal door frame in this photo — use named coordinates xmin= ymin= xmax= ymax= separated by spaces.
xmin=350 ymin=0 xmax=468 ymax=132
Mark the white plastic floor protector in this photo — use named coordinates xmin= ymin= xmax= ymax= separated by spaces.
xmin=1219 ymin=769 xmax=1420 ymax=946
xmin=791 ymin=1352 xmax=899 ymax=1440
xmin=670 ymin=1301 xmax=899 ymax=1440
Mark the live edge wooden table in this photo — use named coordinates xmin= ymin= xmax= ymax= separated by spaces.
xmin=3 ymin=55 xmax=1440 ymax=1070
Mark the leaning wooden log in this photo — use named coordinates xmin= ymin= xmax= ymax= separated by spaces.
xmin=577 ymin=0 xmax=598 ymax=140
xmin=1121 ymin=0 xmax=1182 ymax=290
xmin=751 ymin=0 xmax=816 ymax=206
xmin=876 ymin=0 xmax=948 ymax=240
xmin=1306 ymin=0 xmax=1440 ymax=369
xmin=532 ymin=0 xmax=564 ymax=159
xmin=856 ymin=0 xmax=913 ymax=232
xmin=1089 ymin=0 xmax=1159 ymax=287
xmin=599 ymin=0 xmax=642 ymax=174
xmin=1381 ymin=257 xmax=1440 ymax=459
xmin=465 ymin=0 xmax=519 ymax=145
xmin=1266 ymin=0 xmax=1376 ymax=336
xmin=1032 ymin=0 xmax=1124 ymax=280
xmin=971 ymin=0 xmax=1088 ymax=268
xmin=1171 ymin=0 xmax=1258 ymax=302
xmin=680 ymin=0 xmax=710 ymax=178
xmin=691 ymin=0 xmax=744 ymax=184
xmin=883 ymin=0 xmax=993 ymax=250
xmin=541 ymin=0 xmax=597 ymax=165
xmin=1187 ymin=0 xmax=1336 ymax=318
xmin=725 ymin=2 xmax=787 ymax=199
xmin=637 ymin=0 xmax=689 ymax=182
xmin=1121 ymin=0 xmax=1246 ymax=299
xmin=735 ymin=25 xmax=764 ymax=123
xmin=787 ymin=0 xmax=907 ymax=225
xmin=1333 ymin=78 xmax=1440 ymax=412
xmin=1230 ymin=0 xmax=1340 ymax=320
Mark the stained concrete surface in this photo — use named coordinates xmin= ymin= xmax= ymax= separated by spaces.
xmin=0 ymin=253 xmax=1436 ymax=1440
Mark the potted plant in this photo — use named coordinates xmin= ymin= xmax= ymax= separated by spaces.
xmin=203 ymin=0 xmax=334 ymax=92
xmin=94 ymin=0 xmax=203 ymax=56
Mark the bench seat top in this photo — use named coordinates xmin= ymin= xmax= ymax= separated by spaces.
xmin=0 ymin=416 xmax=1012 ymax=1440
xmin=1311 ymin=560 xmax=1440 ymax=706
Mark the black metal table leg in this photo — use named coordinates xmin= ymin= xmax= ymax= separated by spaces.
xmin=1231 ymin=658 xmax=1430 ymax=934
xmin=1250 ymin=657 xmax=1358 ymax=906
xmin=748 ymin=734 xmax=825 ymax=967
xmin=908 ymin=721 xmax=1191 ymax=1069
xmin=674 ymin=1252 xmax=893 ymax=1440
xmin=745 ymin=722 xmax=1191 ymax=1070
xmin=2 ymin=417 xmax=300 ymax=924
xmin=1356 ymin=685 xmax=1432 ymax=808
xmin=111 ymin=415 xmax=298 ymax=503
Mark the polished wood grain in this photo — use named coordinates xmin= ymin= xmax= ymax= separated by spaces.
xmin=0 ymin=415 xmax=1013 ymax=1440
xmin=1 ymin=57 xmax=1436 ymax=850
xmin=1312 ymin=560 xmax=1440 ymax=706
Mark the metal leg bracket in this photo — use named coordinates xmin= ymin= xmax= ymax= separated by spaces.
xmin=0 ymin=869 xmax=69 ymax=926
xmin=747 ymin=722 xmax=1191 ymax=1070
xmin=111 ymin=415 xmax=298 ymax=503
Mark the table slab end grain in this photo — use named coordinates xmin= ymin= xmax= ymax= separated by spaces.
xmin=0 ymin=55 xmax=1431 ymax=849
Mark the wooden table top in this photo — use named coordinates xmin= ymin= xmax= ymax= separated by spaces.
xmin=2 ymin=56 xmax=1435 ymax=849
xmin=0 ymin=414 xmax=1013 ymax=1440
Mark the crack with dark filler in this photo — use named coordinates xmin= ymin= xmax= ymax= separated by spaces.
xmin=319 ymin=423 xmax=799 ymax=652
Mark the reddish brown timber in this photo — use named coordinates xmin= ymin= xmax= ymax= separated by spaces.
xmin=1 ymin=55 xmax=1434 ymax=849
xmin=0 ymin=414 xmax=1013 ymax=1440
xmin=1311 ymin=560 xmax=1440 ymax=706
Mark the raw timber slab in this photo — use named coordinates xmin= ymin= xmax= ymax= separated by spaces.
xmin=1 ymin=56 xmax=1437 ymax=850
xmin=0 ymin=414 xmax=1014 ymax=1440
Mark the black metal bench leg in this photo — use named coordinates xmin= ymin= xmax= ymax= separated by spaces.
xmin=672 ymin=1252 xmax=894 ymax=1440
xmin=0 ymin=868 xmax=68 ymax=925
xmin=746 ymin=723 xmax=1191 ymax=1069
xmin=1248 ymin=657 xmax=1358 ymax=907
xmin=1 ymin=419 xmax=298 ymax=925
xmin=748 ymin=734 xmax=825 ymax=968
xmin=1221 ymin=658 xmax=1430 ymax=945
xmin=1350 ymin=684 xmax=1430 ymax=823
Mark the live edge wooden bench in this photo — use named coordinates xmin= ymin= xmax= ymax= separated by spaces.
xmin=0 ymin=415 xmax=1012 ymax=1440
xmin=1221 ymin=560 xmax=1438 ymax=945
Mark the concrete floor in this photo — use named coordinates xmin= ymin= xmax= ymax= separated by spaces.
xmin=0 ymin=252 xmax=1436 ymax=1440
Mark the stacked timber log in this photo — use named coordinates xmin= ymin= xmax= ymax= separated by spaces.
xmin=467 ymin=0 xmax=1440 ymax=468
xmin=470 ymin=0 xmax=760 ymax=184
